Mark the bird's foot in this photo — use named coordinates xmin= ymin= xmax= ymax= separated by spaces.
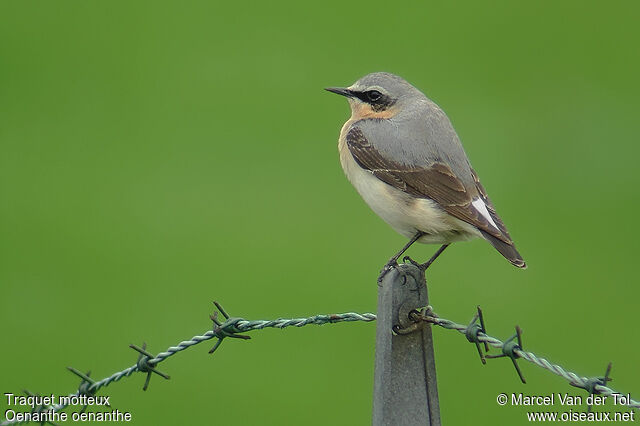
xmin=377 ymin=259 xmax=399 ymax=283
xmin=403 ymin=244 xmax=449 ymax=272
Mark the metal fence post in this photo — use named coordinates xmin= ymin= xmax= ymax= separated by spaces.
xmin=373 ymin=263 xmax=441 ymax=426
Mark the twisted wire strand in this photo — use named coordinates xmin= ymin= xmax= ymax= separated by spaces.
xmin=234 ymin=313 xmax=378 ymax=331
xmin=91 ymin=313 xmax=377 ymax=392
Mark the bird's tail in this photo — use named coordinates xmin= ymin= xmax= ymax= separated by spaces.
xmin=480 ymin=230 xmax=527 ymax=269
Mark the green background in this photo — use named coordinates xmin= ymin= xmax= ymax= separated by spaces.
xmin=1 ymin=1 xmax=638 ymax=425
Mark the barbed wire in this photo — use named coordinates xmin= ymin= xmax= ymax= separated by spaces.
xmin=0 ymin=303 xmax=375 ymax=426
xmin=1 ymin=301 xmax=637 ymax=425
xmin=405 ymin=306 xmax=640 ymax=410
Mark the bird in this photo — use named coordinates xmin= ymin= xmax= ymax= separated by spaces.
xmin=326 ymin=72 xmax=526 ymax=282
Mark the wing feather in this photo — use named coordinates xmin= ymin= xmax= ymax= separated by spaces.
xmin=346 ymin=126 xmax=512 ymax=244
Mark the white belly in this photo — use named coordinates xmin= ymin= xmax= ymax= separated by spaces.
xmin=338 ymin=133 xmax=481 ymax=244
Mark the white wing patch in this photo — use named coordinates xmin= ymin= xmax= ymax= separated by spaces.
xmin=471 ymin=198 xmax=499 ymax=230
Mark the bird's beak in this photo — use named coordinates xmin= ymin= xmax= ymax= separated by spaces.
xmin=325 ymin=87 xmax=354 ymax=98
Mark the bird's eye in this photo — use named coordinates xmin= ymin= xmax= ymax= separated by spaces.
xmin=366 ymin=90 xmax=382 ymax=102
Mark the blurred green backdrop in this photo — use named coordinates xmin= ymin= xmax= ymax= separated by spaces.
xmin=1 ymin=1 xmax=638 ymax=425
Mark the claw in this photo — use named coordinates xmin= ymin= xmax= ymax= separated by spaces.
xmin=402 ymin=256 xmax=422 ymax=268
xmin=377 ymin=260 xmax=398 ymax=283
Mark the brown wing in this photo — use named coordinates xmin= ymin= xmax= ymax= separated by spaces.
xmin=346 ymin=126 xmax=512 ymax=244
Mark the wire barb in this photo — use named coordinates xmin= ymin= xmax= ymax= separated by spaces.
xmin=571 ymin=362 xmax=613 ymax=412
xmin=484 ymin=325 xmax=526 ymax=383
xmin=67 ymin=367 xmax=99 ymax=413
xmin=464 ymin=306 xmax=489 ymax=365
xmin=22 ymin=390 xmax=58 ymax=426
xmin=130 ymin=342 xmax=170 ymax=391
xmin=209 ymin=301 xmax=252 ymax=354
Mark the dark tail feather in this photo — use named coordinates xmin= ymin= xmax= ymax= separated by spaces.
xmin=480 ymin=230 xmax=527 ymax=269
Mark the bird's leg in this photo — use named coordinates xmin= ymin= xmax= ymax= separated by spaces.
xmin=404 ymin=244 xmax=450 ymax=272
xmin=377 ymin=231 xmax=425 ymax=283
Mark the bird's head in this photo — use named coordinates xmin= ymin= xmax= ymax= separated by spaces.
xmin=326 ymin=72 xmax=422 ymax=120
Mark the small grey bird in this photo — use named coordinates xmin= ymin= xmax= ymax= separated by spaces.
xmin=326 ymin=72 xmax=526 ymax=281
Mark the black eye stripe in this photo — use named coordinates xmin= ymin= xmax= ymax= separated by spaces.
xmin=354 ymin=90 xmax=384 ymax=104
xmin=352 ymin=90 xmax=396 ymax=112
